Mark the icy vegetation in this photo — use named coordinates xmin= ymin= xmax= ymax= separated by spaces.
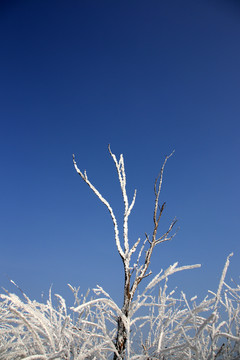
xmin=1 ymin=258 xmax=240 ymax=360
xmin=1 ymin=148 xmax=239 ymax=359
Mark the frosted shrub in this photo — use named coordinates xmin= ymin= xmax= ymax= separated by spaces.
xmin=0 ymin=286 xmax=73 ymax=359
xmin=132 ymin=253 xmax=240 ymax=360
xmin=0 ymin=284 xmax=116 ymax=359
xmin=1 ymin=256 xmax=240 ymax=359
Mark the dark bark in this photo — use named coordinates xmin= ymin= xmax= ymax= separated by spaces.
xmin=113 ymin=272 xmax=131 ymax=360
xmin=113 ymin=310 xmax=128 ymax=359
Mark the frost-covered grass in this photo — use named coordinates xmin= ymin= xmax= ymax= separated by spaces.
xmin=1 ymin=254 xmax=240 ymax=360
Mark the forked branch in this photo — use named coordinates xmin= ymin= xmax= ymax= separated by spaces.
xmin=73 ymin=147 xmax=199 ymax=360
xmin=73 ymin=153 xmax=125 ymax=260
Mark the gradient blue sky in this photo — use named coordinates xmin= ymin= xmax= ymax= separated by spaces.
xmin=0 ymin=0 xmax=239 ymax=305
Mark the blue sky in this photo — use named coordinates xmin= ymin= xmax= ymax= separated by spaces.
xmin=0 ymin=0 xmax=239 ymax=305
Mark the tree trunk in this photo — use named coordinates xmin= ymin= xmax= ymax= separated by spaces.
xmin=113 ymin=273 xmax=131 ymax=360
xmin=113 ymin=303 xmax=130 ymax=360
xmin=113 ymin=313 xmax=127 ymax=359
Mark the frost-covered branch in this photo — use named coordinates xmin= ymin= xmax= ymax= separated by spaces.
xmin=73 ymin=147 xmax=203 ymax=359
xmin=108 ymin=145 xmax=137 ymax=256
xmin=73 ymin=153 xmax=125 ymax=260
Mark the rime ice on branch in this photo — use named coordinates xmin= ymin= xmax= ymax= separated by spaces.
xmin=73 ymin=146 xmax=201 ymax=359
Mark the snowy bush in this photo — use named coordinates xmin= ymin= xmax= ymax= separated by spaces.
xmin=1 ymin=256 xmax=240 ymax=359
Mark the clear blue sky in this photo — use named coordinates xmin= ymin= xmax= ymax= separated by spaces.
xmin=0 ymin=0 xmax=239 ymax=305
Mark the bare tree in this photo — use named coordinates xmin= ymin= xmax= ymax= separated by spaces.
xmin=73 ymin=146 xmax=199 ymax=359
xmin=1 ymin=147 xmax=238 ymax=360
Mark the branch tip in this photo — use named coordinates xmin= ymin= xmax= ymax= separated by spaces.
xmin=167 ymin=149 xmax=175 ymax=158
